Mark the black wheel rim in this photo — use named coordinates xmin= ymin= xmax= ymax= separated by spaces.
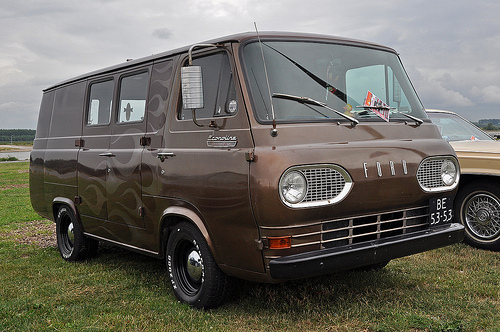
xmin=173 ymin=240 xmax=203 ymax=296
xmin=59 ymin=214 xmax=75 ymax=256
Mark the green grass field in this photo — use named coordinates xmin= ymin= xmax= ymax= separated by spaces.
xmin=1 ymin=162 xmax=499 ymax=331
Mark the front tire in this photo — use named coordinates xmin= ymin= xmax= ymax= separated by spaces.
xmin=166 ymin=222 xmax=232 ymax=309
xmin=455 ymin=181 xmax=500 ymax=251
xmin=56 ymin=206 xmax=98 ymax=261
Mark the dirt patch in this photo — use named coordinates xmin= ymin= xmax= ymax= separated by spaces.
xmin=7 ymin=220 xmax=56 ymax=248
xmin=0 ymin=184 xmax=29 ymax=191
xmin=0 ymin=145 xmax=33 ymax=152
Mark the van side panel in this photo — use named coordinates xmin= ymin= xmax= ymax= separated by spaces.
xmin=43 ymin=81 xmax=85 ymax=215
xmin=30 ymin=90 xmax=55 ymax=219
xmin=140 ymin=59 xmax=174 ymax=252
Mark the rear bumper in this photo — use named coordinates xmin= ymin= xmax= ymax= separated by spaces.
xmin=269 ymin=223 xmax=464 ymax=280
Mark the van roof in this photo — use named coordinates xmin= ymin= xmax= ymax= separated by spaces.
xmin=44 ymin=31 xmax=396 ymax=91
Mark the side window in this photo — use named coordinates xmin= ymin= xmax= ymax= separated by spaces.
xmin=179 ymin=52 xmax=238 ymax=120
xmin=87 ymin=80 xmax=114 ymax=126
xmin=117 ymin=71 xmax=149 ymax=124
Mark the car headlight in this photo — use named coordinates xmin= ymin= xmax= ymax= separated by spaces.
xmin=279 ymin=165 xmax=353 ymax=208
xmin=280 ymin=171 xmax=307 ymax=204
xmin=417 ymin=156 xmax=460 ymax=192
xmin=441 ymin=159 xmax=457 ymax=186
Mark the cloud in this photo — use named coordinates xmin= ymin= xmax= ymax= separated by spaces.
xmin=470 ymin=85 xmax=500 ymax=104
xmin=1 ymin=0 xmax=500 ymax=128
xmin=153 ymin=28 xmax=173 ymax=40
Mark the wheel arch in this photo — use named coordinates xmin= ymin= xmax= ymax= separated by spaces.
xmin=158 ymin=206 xmax=218 ymax=261
xmin=455 ymin=173 xmax=500 ymax=250
xmin=458 ymin=173 xmax=500 ymax=190
xmin=52 ymin=197 xmax=82 ymax=228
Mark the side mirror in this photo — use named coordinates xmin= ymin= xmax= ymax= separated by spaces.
xmin=181 ymin=66 xmax=204 ymax=110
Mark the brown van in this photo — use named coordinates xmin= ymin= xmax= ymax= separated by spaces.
xmin=30 ymin=32 xmax=464 ymax=309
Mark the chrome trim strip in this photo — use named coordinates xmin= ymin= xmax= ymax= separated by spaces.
xmin=84 ymin=233 xmax=159 ymax=256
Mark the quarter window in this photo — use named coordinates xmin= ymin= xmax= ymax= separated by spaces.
xmin=117 ymin=71 xmax=149 ymax=124
xmin=87 ymin=79 xmax=114 ymax=126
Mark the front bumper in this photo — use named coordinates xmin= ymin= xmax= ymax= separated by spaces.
xmin=269 ymin=223 xmax=464 ymax=280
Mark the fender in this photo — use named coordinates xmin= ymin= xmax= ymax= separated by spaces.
xmin=160 ymin=205 xmax=218 ymax=260
xmin=52 ymin=196 xmax=82 ymax=228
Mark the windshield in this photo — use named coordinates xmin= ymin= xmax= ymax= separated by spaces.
xmin=427 ymin=111 xmax=493 ymax=141
xmin=242 ymin=40 xmax=427 ymax=123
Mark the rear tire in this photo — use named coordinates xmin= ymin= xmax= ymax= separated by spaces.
xmin=455 ymin=181 xmax=500 ymax=251
xmin=55 ymin=206 xmax=99 ymax=261
xmin=166 ymin=222 xmax=233 ymax=309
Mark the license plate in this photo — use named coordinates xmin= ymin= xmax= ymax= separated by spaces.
xmin=429 ymin=197 xmax=454 ymax=226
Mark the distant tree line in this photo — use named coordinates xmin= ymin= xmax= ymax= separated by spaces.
xmin=476 ymin=119 xmax=500 ymax=131
xmin=0 ymin=129 xmax=36 ymax=143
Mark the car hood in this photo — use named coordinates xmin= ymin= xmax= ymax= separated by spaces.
xmin=450 ymin=140 xmax=500 ymax=176
xmin=450 ymin=140 xmax=500 ymax=154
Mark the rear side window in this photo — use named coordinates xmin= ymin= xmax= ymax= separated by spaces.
xmin=117 ymin=71 xmax=149 ymax=124
xmin=87 ymin=80 xmax=114 ymax=126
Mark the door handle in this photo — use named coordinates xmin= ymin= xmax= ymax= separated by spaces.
xmin=99 ymin=152 xmax=115 ymax=157
xmin=157 ymin=152 xmax=175 ymax=162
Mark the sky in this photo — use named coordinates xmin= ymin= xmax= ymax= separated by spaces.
xmin=1 ymin=0 xmax=499 ymax=129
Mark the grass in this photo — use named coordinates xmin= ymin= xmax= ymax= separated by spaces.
xmin=1 ymin=162 xmax=499 ymax=331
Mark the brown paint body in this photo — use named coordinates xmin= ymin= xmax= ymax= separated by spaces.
xmin=30 ymin=32 xmax=463 ymax=283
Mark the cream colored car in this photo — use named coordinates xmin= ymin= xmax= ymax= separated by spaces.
xmin=428 ymin=109 xmax=500 ymax=250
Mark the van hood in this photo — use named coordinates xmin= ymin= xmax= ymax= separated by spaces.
xmin=249 ymin=121 xmax=458 ymax=228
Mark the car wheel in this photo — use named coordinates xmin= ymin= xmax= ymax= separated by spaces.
xmin=55 ymin=206 xmax=98 ymax=261
xmin=166 ymin=222 xmax=233 ymax=309
xmin=455 ymin=181 xmax=500 ymax=251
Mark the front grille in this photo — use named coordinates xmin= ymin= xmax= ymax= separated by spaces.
xmin=279 ymin=164 xmax=353 ymax=208
xmin=417 ymin=158 xmax=446 ymax=188
xmin=302 ymin=168 xmax=346 ymax=202
xmin=321 ymin=206 xmax=429 ymax=249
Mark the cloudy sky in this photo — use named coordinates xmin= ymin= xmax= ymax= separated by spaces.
xmin=1 ymin=0 xmax=499 ymax=129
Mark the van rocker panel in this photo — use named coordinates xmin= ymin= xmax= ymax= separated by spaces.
xmin=269 ymin=223 xmax=464 ymax=280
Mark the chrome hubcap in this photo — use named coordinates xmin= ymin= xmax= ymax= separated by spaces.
xmin=186 ymin=250 xmax=202 ymax=282
xmin=67 ymin=222 xmax=75 ymax=245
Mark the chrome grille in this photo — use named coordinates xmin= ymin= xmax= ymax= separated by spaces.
xmin=279 ymin=164 xmax=353 ymax=208
xmin=321 ymin=206 xmax=429 ymax=249
xmin=417 ymin=158 xmax=446 ymax=188
xmin=302 ymin=168 xmax=346 ymax=202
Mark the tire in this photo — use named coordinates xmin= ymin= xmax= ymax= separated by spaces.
xmin=166 ymin=222 xmax=233 ymax=309
xmin=55 ymin=206 xmax=99 ymax=261
xmin=455 ymin=181 xmax=500 ymax=251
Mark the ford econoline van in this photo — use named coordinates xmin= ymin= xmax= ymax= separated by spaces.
xmin=30 ymin=32 xmax=464 ymax=309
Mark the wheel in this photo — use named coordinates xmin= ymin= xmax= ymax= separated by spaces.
xmin=455 ymin=181 xmax=500 ymax=251
xmin=166 ymin=222 xmax=233 ymax=309
xmin=55 ymin=206 xmax=99 ymax=261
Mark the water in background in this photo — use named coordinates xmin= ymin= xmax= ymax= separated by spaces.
xmin=0 ymin=151 xmax=31 ymax=161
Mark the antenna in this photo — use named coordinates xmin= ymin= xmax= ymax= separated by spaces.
xmin=254 ymin=22 xmax=278 ymax=137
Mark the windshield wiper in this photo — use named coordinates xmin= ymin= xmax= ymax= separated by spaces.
xmin=264 ymin=44 xmax=348 ymax=103
xmin=355 ymin=106 xmax=424 ymax=126
xmin=273 ymin=93 xmax=359 ymax=127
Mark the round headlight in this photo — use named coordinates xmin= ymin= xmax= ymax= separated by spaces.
xmin=441 ymin=159 xmax=457 ymax=186
xmin=280 ymin=171 xmax=307 ymax=204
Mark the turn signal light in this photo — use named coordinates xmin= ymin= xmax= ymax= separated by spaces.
xmin=268 ymin=236 xmax=291 ymax=249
